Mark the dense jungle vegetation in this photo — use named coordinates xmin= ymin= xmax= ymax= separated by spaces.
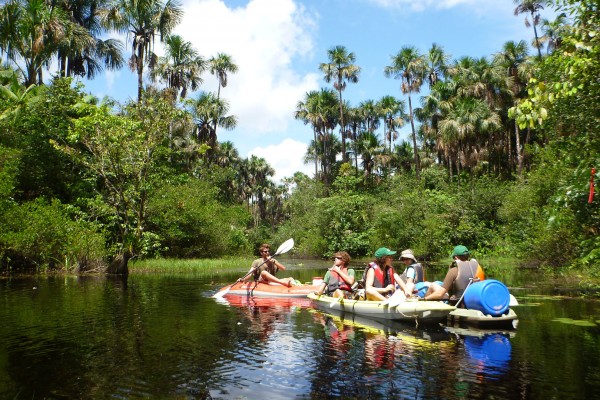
xmin=0 ymin=0 xmax=597 ymax=281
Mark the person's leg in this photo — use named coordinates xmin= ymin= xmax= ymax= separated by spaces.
xmin=365 ymin=287 xmax=386 ymax=301
xmin=260 ymin=271 xmax=292 ymax=287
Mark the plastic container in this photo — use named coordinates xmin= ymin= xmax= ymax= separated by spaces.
xmin=312 ymin=277 xmax=324 ymax=286
xmin=463 ymin=279 xmax=510 ymax=316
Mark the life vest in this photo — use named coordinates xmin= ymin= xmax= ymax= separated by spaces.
xmin=399 ymin=263 xmax=425 ymax=284
xmin=369 ymin=262 xmax=395 ymax=288
xmin=326 ymin=268 xmax=352 ymax=294
xmin=452 ymin=259 xmax=480 ymax=298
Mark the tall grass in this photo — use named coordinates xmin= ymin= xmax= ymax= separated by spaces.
xmin=129 ymin=257 xmax=251 ymax=276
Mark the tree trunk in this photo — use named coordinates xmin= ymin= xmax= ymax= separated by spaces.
xmin=338 ymin=90 xmax=347 ymax=162
xmin=408 ymin=95 xmax=420 ymax=179
xmin=107 ymin=252 xmax=130 ymax=275
xmin=515 ymin=121 xmax=523 ymax=177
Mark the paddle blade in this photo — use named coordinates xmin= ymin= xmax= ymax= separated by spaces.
xmin=275 ymin=238 xmax=294 ymax=255
xmin=212 ymin=285 xmax=231 ymax=299
xmin=330 ymin=296 xmax=343 ymax=308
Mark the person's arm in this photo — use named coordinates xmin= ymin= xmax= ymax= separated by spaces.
xmin=365 ymin=269 xmax=393 ymax=300
xmin=424 ymin=284 xmax=447 ymax=300
xmin=331 ymin=266 xmax=355 ymax=286
xmin=403 ymin=267 xmax=416 ymax=295
xmin=272 ymin=258 xmax=286 ymax=271
xmin=393 ymin=272 xmax=408 ymax=294
xmin=425 ymin=268 xmax=456 ymax=300
xmin=314 ymin=271 xmax=331 ymax=295
xmin=241 ymin=261 xmax=259 ymax=282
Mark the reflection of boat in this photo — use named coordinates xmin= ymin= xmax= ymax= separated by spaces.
xmin=448 ymin=308 xmax=519 ymax=329
xmin=308 ymin=293 xmax=455 ymax=323
xmin=312 ymin=308 xmax=453 ymax=346
xmin=220 ymin=294 xmax=313 ymax=308
xmin=445 ymin=324 xmax=517 ymax=338
xmin=215 ymin=281 xmax=321 ymax=298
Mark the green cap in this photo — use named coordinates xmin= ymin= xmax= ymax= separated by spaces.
xmin=451 ymin=245 xmax=470 ymax=258
xmin=375 ymin=247 xmax=397 ymax=258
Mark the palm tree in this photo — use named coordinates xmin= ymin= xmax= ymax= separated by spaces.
xmin=354 ymin=131 xmax=384 ymax=185
xmin=384 ymin=46 xmax=426 ymax=179
xmin=513 ymin=0 xmax=544 ymax=59
xmin=376 ymin=95 xmax=405 ymax=151
xmin=186 ymin=91 xmax=237 ymax=163
xmin=247 ymin=155 xmax=274 ymax=225
xmin=494 ymin=40 xmax=530 ymax=176
xmin=426 ymin=43 xmax=449 ymax=87
xmin=438 ymin=97 xmax=500 ymax=182
xmin=100 ymin=0 xmax=183 ymax=102
xmin=295 ymin=88 xmax=338 ymax=184
xmin=319 ymin=45 xmax=360 ymax=163
xmin=357 ymin=99 xmax=380 ymax=134
xmin=55 ymin=0 xmax=124 ymax=80
xmin=208 ymin=53 xmax=237 ymax=100
xmin=150 ymin=34 xmax=205 ymax=101
xmin=539 ymin=13 xmax=568 ymax=54
xmin=392 ymin=140 xmax=413 ymax=174
xmin=208 ymin=53 xmax=237 ymax=138
xmin=0 ymin=0 xmax=70 ymax=85
xmin=0 ymin=69 xmax=43 ymax=122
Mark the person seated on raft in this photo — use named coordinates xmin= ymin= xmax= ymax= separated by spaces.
xmin=364 ymin=247 xmax=408 ymax=301
xmin=397 ymin=249 xmax=427 ymax=297
xmin=241 ymin=243 xmax=296 ymax=287
xmin=314 ymin=251 xmax=355 ymax=298
xmin=423 ymin=245 xmax=485 ymax=305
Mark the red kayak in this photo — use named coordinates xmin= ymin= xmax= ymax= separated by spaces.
xmin=215 ymin=281 xmax=322 ymax=298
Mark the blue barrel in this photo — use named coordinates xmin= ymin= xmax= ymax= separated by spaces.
xmin=463 ymin=279 xmax=510 ymax=316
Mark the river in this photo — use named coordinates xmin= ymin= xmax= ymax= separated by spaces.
xmin=1 ymin=259 xmax=599 ymax=399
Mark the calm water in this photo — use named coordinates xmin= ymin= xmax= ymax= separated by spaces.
xmin=1 ymin=259 xmax=599 ymax=399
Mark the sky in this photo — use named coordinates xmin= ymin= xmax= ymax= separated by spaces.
xmin=80 ymin=0 xmax=553 ymax=182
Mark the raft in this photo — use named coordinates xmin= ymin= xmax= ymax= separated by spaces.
xmin=308 ymin=293 xmax=456 ymax=322
xmin=448 ymin=307 xmax=519 ymax=329
xmin=215 ymin=281 xmax=321 ymax=298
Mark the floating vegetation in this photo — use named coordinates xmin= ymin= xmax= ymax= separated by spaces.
xmin=552 ymin=318 xmax=597 ymax=327
xmin=518 ymin=295 xmax=570 ymax=301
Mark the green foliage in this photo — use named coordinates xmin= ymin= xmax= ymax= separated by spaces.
xmin=319 ymin=194 xmax=375 ymax=257
xmin=145 ymin=180 xmax=251 ymax=258
xmin=0 ymin=199 xmax=106 ymax=271
xmin=0 ymin=77 xmax=92 ymax=202
xmin=0 ymin=145 xmax=19 ymax=206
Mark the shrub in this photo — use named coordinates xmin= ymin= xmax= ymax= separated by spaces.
xmin=0 ymin=199 xmax=106 ymax=271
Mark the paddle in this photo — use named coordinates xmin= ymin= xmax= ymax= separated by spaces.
xmin=212 ymin=238 xmax=295 ymax=299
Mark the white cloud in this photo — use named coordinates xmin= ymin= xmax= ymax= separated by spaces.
xmin=176 ymin=0 xmax=320 ymax=142
xmin=247 ymin=138 xmax=313 ymax=183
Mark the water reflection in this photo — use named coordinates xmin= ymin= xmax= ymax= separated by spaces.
xmin=308 ymin=310 xmax=459 ymax=398
xmin=2 ymin=273 xmax=600 ymax=399
xmin=446 ymin=325 xmax=514 ymax=386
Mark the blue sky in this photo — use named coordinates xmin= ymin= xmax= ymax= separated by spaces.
xmin=80 ymin=0 xmax=553 ymax=182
